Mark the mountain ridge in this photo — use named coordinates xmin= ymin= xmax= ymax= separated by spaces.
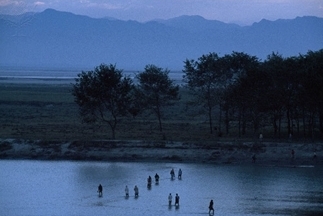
xmin=0 ymin=9 xmax=322 ymax=70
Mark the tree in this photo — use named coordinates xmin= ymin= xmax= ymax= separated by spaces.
xmin=262 ymin=53 xmax=287 ymax=137
xmin=136 ymin=64 xmax=180 ymax=132
xmin=224 ymin=53 xmax=264 ymax=136
xmin=221 ymin=52 xmax=259 ymax=135
xmin=300 ymin=49 xmax=323 ymax=139
xmin=72 ymin=64 xmax=134 ymax=139
xmin=183 ymin=53 xmax=229 ymax=134
xmin=282 ymin=56 xmax=302 ymax=137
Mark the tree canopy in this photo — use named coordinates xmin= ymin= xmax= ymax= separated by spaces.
xmin=183 ymin=53 xmax=222 ymax=134
xmin=136 ymin=64 xmax=180 ymax=132
xmin=70 ymin=49 xmax=323 ymax=141
xmin=72 ymin=64 xmax=134 ymax=139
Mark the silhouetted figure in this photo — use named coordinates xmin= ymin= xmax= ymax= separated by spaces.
xmin=125 ymin=185 xmax=129 ymax=197
xmin=170 ymin=168 xmax=175 ymax=179
xmin=155 ymin=173 xmax=159 ymax=183
xmin=134 ymin=185 xmax=139 ymax=197
xmin=291 ymin=149 xmax=295 ymax=159
xmin=175 ymin=193 xmax=180 ymax=206
xmin=168 ymin=193 xmax=172 ymax=206
xmin=98 ymin=184 xmax=103 ymax=197
xmin=209 ymin=199 xmax=214 ymax=215
xmin=147 ymin=176 xmax=152 ymax=187
xmin=178 ymin=168 xmax=182 ymax=179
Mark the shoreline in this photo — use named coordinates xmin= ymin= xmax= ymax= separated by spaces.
xmin=0 ymin=139 xmax=322 ymax=166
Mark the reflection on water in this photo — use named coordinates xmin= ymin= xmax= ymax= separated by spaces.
xmin=0 ymin=160 xmax=322 ymax=216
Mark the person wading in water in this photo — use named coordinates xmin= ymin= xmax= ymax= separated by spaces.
xmin=98 ymin=184 xmax=103 ymax=197
xmin=209 ymin=199 xmax=214 ymax=215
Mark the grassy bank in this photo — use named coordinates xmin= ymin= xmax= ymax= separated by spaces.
xmin=1 ymin=82 xmax=322 ymax=165
xmin=0 ymin=83 xmax=213 ymax=142
xmin=0 ymin=82 xmax=318 ymax=143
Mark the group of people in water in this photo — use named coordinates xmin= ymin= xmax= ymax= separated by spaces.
xmin=97 ymin=168 xmax=215 ymax=215
xmin=146 ymin=173 xmax=159 ymax=187
xmin=170 ymin=168 xmax=182 ymax=179
xmin=168 ymin=193 xmax=180 ymax=207
xmin=97 ymin=168 xmax=181 ymax=199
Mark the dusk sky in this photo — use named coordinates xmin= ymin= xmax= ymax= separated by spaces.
xmin=0 ymin=0 xmax=322 ymax=25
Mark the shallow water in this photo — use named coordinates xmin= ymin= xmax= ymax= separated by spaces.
xmin=0 ymin=160 xmax=322 ymax=216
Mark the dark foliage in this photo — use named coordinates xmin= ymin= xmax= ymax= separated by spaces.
xmin=72 ymin=64 xmax=134 ymax=139
xmin=136 ymin=64 xmax=180 ymax=131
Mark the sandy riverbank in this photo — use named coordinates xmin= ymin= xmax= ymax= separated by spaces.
xmin=0 ymin=139 xmax=322 ymax=166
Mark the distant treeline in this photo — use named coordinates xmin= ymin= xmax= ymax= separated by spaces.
xmin=181 ymin=49 xmax=323 ymax=140
xmin=74 ymin=49 xmax=323 ymax=141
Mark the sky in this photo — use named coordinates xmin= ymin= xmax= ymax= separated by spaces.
xmin=0 ymin=0 xmax=322 ymax=25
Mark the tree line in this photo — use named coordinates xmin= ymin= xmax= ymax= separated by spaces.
xmin=72 ymin=64 xmax=179 ymax=139
xmin=72 ymin=49 xmax=323 ymax=140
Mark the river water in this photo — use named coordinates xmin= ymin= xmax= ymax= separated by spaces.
xmin=0 ymin=160 xmax=322 ymax=216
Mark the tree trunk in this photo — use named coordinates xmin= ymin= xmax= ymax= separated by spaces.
xmin=108 ymin=122 xmax=116 ymax=139
xmin=207 ymin=96 xmax=213 ymax=134
xmin=273 ymin=116 xmax=278 ymax=137
xmin=106 ymin=115 xmax=118 ymax=139
xmin=238 ymin=109 xmax=241 ymax=138
xmin=302 ymin=108 xmax=306 ymax=138
xmin=241 ymin=106 xmax=247 ymax=135
xmin=208 ymin=104 xmax=213 ymax=134
xmin=111 ymin=128 xmax=116 ymax=139
xmin=156 ymin=105 xmax=163 ymax=132
xmin=225 ymin=107 xmax=230 ymax=135
xmin=287 ymin=108 xmax=291 ymax=136
xmin=296 ymin=117 xmax=300 ymax=138
xmin=218 ymin=104 xmax=222 ymax=136
xmin=320 ymin=113 xmax=323 ymax=140
xmin=278 ymin=116 xmax=281 ymax=139
xmin=253 ymin=112 xmax=259 ymax=135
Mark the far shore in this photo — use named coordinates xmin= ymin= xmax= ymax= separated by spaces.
xmin=0 ymin=77 xmax=75 ymax=85
xmin=1 ymin=73 xmax=322 ymax=168
xmin=0 ymin=139 xmax=322 ymax=167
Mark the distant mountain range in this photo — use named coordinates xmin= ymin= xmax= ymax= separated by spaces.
xmin=0 ymin=9 xmax=322 ymax=70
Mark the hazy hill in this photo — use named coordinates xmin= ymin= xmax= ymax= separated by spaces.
xmin=0 ymin=9 xmax=322 ymax=70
